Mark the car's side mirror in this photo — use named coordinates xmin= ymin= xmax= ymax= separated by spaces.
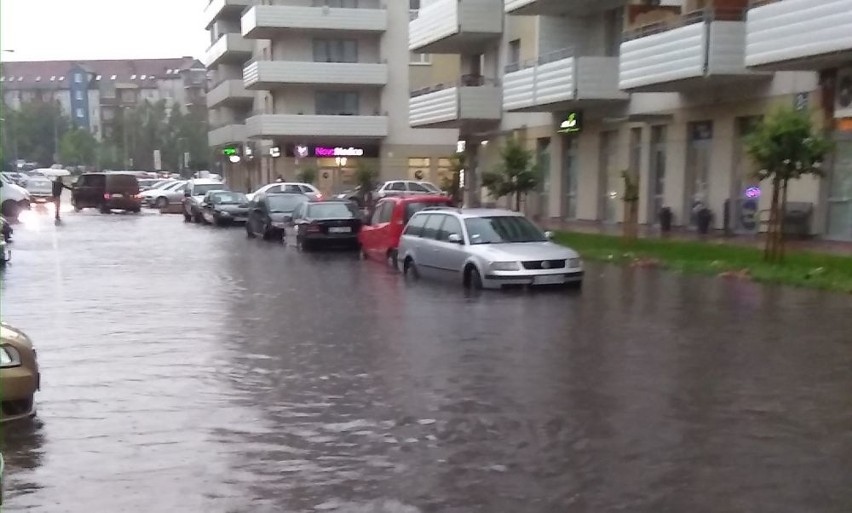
xmin=544 ymin=231 xmax=554 ymax=240
xmin=447 ymin=233 xmax=463 ymax=244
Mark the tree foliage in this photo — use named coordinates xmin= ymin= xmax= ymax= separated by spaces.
xmin=4 ymin=100 xmax=70 ymax=166
xmin=354 ymin=161 xmax=379 ymax=207
xmin=296 ymin=165 xmax=318 ymax=185
xmin=481 ymin=137 xmax=538 ymax=211
xmin=59 ymin=128 xmax=99 ymax=167
xmin=744 ymin=107 xmax=832 ymax=262
xmin=440 ymin=153 xmax=464 ymax=205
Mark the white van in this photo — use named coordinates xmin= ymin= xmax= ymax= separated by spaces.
xmin=0 ymin=174 xmax=32 ymax=220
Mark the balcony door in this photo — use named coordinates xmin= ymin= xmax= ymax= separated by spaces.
xmin=562 ymin=136 xmax=578 ymax=220
xmin=648 ymin=126 xmax=667 ymax=225
xmin=827 ymin=137 xmax=852 ymax=240
xmin=599 ymin=131 xmax=619 ymax=223
xmin=536 ymin=137 xmax=551 ymax=220
xmin=685 ymin=121 xmax=713 ymax=227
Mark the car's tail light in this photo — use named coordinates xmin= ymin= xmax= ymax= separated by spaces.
xmin=103 ymin=193 xmax=111 ymax=200
xmin=306 ymin=223 xmax=321 ymax=233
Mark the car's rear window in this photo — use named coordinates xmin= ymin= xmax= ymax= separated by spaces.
xmin=404 ymin=201 xmax=451 ymax=223
xmin=78 ymin=174 xmax=106 ymax=188
xmin=106 ymin=174 xmax=139 ymax=192
xmin=307 ymin=203 xmax=359 ymax=219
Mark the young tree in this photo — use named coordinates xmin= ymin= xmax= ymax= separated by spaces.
xmin=481 ymin=137 xmax=538 ymax=211
xmin=59 ymin=128 xmax=99 ymax=167
xmin=744 ymin=107 xmax=832 ymax=262
xmin=622 ymin=170 xmax=640 ymax=242
xmin=10 ymin=101 xmax=70 ymax=165
xmin=354 ymin=161 xmax=379 ymax=208
xmin=440 ymin=153 xmax=464 ymax=205
xmin=296 ymin=165 xmax=318 ymax=185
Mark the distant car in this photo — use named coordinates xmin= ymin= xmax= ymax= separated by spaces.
xmin=398 ymin=208 xmax=583 ymax=290
xmin=286 ymin=200 xmax=363 ymax=250
xmin=245 ymin=192 xmax=312 ymax=241
xmin=359 ymin=195 xmax=453 ymax=266
xmin=182 ymin=179 xmax=227 ymax=223
xmin=246 ymin=182 xmax=323 ymax=202
xmin=72 ymin=173 xmax=142 ymax=213
xmin=0 ymin=322 xmax=40 ymax=423
xmin=201 ymin=191 xmax=249 ymax=226
xmin=138 ymin=178 xmax=169 ymax=191
xmin=22 ymin=174 xmax=53 ymax=203
xmin=376 ymin=180 xmax=443 ymax=199
xmin=0 ymin=175 xmax=31 ymax=221
xmin=143 ymin=180 xmax=185 ymax=209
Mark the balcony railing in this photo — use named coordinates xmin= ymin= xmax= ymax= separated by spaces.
xmin=504 ymin=47 xmax=573 ymax=74
xmin=623 ymin=7 xmax=746 ymax=42
xmin=410 ymin=75 xmax=499 ymax=98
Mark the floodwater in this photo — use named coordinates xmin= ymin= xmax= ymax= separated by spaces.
xmin=1 ymin=205 xmax=851 ymax=513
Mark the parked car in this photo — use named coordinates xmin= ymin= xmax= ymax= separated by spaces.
xmin=22 ymin=174 xmax=53 ymax=204
xmin=138 ymin=178 xmax=170 ymax=191
xmin=72 ymin=173 xmax=142 ymax=213
xmin=245 ymin=192 xmax=312 ymax=241
xmin=287 ymin=200 xmax=363 ymax=250
xmin=246 ymin=182 xmax=323 ymax=202
xmin=201 ymin=191 xmax=249 ymax=226
xmin=0 ymin=175 xmax=31 ymax=221
xmin=376 ymin=180 xmax=443 ymax=199
xmin=182 ymin=179 xmax=227 ymax=222
xmin=0 ymin=322 xmax=40 ymax=422
xmin=1 ymin=216 xmax=12 ymax=243
xmin=359 ymin=195 xmax=453 ymax=266
xmin=143 ymin=180 xmax=185 ymax=208
xmin=398 ymin=208 xmax=583 ymax=290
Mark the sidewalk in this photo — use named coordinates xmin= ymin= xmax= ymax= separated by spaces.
xmin=540 ymin=219 xmax=852 ymax=257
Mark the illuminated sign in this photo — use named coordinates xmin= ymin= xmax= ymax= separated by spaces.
xmin=222 ymin=147 xmax=238 ymax=156
xmin=557 ymin=112 xmax=583 ymax=134
xmin=315 ymin=146 xmax=365 ymax=157
xmin=744 ymin=186 xmax=761 ymax=199
xmin=295 ymin=145 xmax=309 ymax=159
xmin=269 ymin=146 xmax=281 ymax=158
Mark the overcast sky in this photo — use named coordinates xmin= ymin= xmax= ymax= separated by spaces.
xmin=1 ymin=0 xmax=210 ymax=62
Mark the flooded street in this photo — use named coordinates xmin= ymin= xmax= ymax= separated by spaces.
xmin=2 ymin=206 xmax=852 ymax=513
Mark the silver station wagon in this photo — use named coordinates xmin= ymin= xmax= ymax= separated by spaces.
xmin=398 ymin=207 xmax=583 ymax=290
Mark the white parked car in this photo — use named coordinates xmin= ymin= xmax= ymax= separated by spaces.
xmin=246 ymin=182 xmax=323 ymax=202
xmin=22 ymin=174 xmax=54 ymax=203
xmin=398 ymin=208 xmax=583 ymax=290
xmin=0 ymin=174 xmax=32 ymax=220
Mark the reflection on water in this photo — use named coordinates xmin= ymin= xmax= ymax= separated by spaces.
xmin=1 ymin=212 xmax=851 ymax=512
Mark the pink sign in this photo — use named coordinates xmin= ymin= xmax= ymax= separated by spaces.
xmin=315 ymin=146 xmax=365 ymax=157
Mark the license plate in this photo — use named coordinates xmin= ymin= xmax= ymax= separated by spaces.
xmin=112 ymin=194 xmax=124 ymax=198
xmin=534 ymin=275 xmax=564 ymax=285
xmin=328 ymin=227 xmax=351 ymax=234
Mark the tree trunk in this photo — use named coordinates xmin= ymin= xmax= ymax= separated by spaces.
xmin=515 ymin=191 xmax=521 ymax=212
xmin=779 ymin=178 xmax=790 ymax=262
xmin=764 ymin=177 xmax=781 ymax=262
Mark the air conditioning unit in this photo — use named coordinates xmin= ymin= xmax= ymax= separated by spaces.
xmin=835 ymin=67 xmax=852 ymax=119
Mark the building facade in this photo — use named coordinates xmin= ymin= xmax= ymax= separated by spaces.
xmin=203 ymin=0 xmax=458 ymax=195
xmin=408 ymin=0 xmax=852 ymax=241
xmin=1 ymin=58 xmax=207 ymax=143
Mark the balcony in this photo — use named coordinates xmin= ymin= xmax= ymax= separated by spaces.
xmin=209 ymin=123 xmax=247 ymax=147
xmin=207 ymin=79 xmax=254 ymax=108
xmin=203 ymin=0 xmax=253 ymax=29
xmin=503 ymin=48 xmax=627 ymax=112
xmin=410 ymin=76 xmax=502 ymax=129
xmin=620 ymin=7 xmax=766 ymax=92
xmin=241 ymin=5 xmax=387 ymax=39
xmin=746 ymin=0 xmax=852 ymax=70
xmin=204 ymin=34 xmax=253 ymax=68
xmin=409 ymin=0 xmax=503 ymax=54
xmin=244 ymin=114 xmax=388 ymax=140
xmin=243 ymin=60 xmax=387 ymax=90
xmin=505 ymin=0 xmax=624 ymax=16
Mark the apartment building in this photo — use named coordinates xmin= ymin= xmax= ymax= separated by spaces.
xmin=204 ymin=0 xmax=458 ymax=195
xmin=1 ymin=58 xmax=207 ymax=141
xmin=408 ymin=0 xmax=852 ymax=240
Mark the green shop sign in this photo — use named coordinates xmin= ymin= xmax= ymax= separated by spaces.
xmin=557 ymin=112 xmax=583 ymax=134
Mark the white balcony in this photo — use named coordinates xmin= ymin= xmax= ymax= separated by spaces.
xmin=620 ymin=9 xmax=765 ymax=92
xmin=243 ymin=60 xmax=388 ymax=90
xmin=410 ymin=80 xmax=502 ymax=129
xmin=241 ymin=5 xmax=387 ymax=39
xmin=204 ymin=0 xmax=253 ymax=29
xmin=505 ymin=0 xmax=624 ymax=16
xmin=409 ymin=0 xmax=503 ymax=54
xmin=209 ymin=123 xmax=246 ymax=147
xmin=503 ymin=50 xmax=627 ymax=112
xmin=207 ymin=79 xmax=254 ymax=108
xmin=204 ymin=34 xmax=253 ymax=68
xmin=746 ymin=0 xmax=852 ymax=70
xmin=245 ymin=114 xmax=388 ymax=140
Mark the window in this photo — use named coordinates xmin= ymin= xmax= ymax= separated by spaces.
xmin=313 ymin=39 xmax=358 ymax=63
xmin=75 ymin=90 xmax=84 ymax=101
xmin=508 ymin=39 xmax=521 ymax=67
xmin=404 ymin=201 xmax=449 ymax=223
xmin=421 ymin=214 xmax=445 ymax=240
xmin=74 ymin=73 xmax=83 ymax=83
xmin=408 ymin=157 xmax=430 ymax=180
xmin=408 ymin=182 xmax=430 ymax=193
xmin=323 ymin=0 xmax=358 ymax=7
xmin=410 ymin=53 xmax=431 ymax=65
xmin=76 ymin=108 xmax=84 ymax=118
xmin=387 ymin=182 xmax=406 ymax=192
xmin=437 ymin=215 xmax=463 ymax=242
xmin=409 ymin=0 xmax=419 ymax=8
xmin=282 ymin=184 xmax=303 ymax=193
xmin=464 ymin=216 xmax=547 ymax=245
xmin=377 ymin=201 xmax=394 ymax=224
xmin=404 ymin=214 xmax=428 ymax=237
xmin=315 ymin=91 xmax=359 ymax=115
xmin=307 ymin=202 xmax=359 ymax=219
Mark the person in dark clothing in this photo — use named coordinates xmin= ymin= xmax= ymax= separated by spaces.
xmin=51 ymin=176 xmax=72 ymax=221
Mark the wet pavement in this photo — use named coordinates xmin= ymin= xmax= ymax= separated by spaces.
xmin=2 ymin=204 xmax=852 ymax=513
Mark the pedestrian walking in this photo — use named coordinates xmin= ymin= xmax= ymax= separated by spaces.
xmin=51 ymin=176 xmax=72 ymax=221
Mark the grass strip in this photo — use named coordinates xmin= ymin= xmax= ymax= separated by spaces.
xmin=554 ymin=231 xmax=852 ymax=294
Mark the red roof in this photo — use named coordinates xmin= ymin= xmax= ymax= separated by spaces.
xmin=0 ymin=57 xmax=201 ymax=89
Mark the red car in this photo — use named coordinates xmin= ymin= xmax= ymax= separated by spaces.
xmin=360 ymin=195 xmax=453 ymax=265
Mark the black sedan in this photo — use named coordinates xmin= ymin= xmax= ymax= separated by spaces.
xmin=246 ymin=192 xmax=311 ymax=241
xmin=287 ymin=200 xmax=362 ymax=250
xmin=201 ymin=191 xmax=250 ymax=226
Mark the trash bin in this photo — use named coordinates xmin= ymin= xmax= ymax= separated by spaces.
xmin=697 ymin=208 xmax=713 ymax=235
xmin=659 ymin=207 xmax=673 ymax=233
xmin=782 ymin=202 xmax=813 ymax=239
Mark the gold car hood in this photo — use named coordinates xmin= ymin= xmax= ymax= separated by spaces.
xmin=0 ymin=322 xmax=33 ymax=348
